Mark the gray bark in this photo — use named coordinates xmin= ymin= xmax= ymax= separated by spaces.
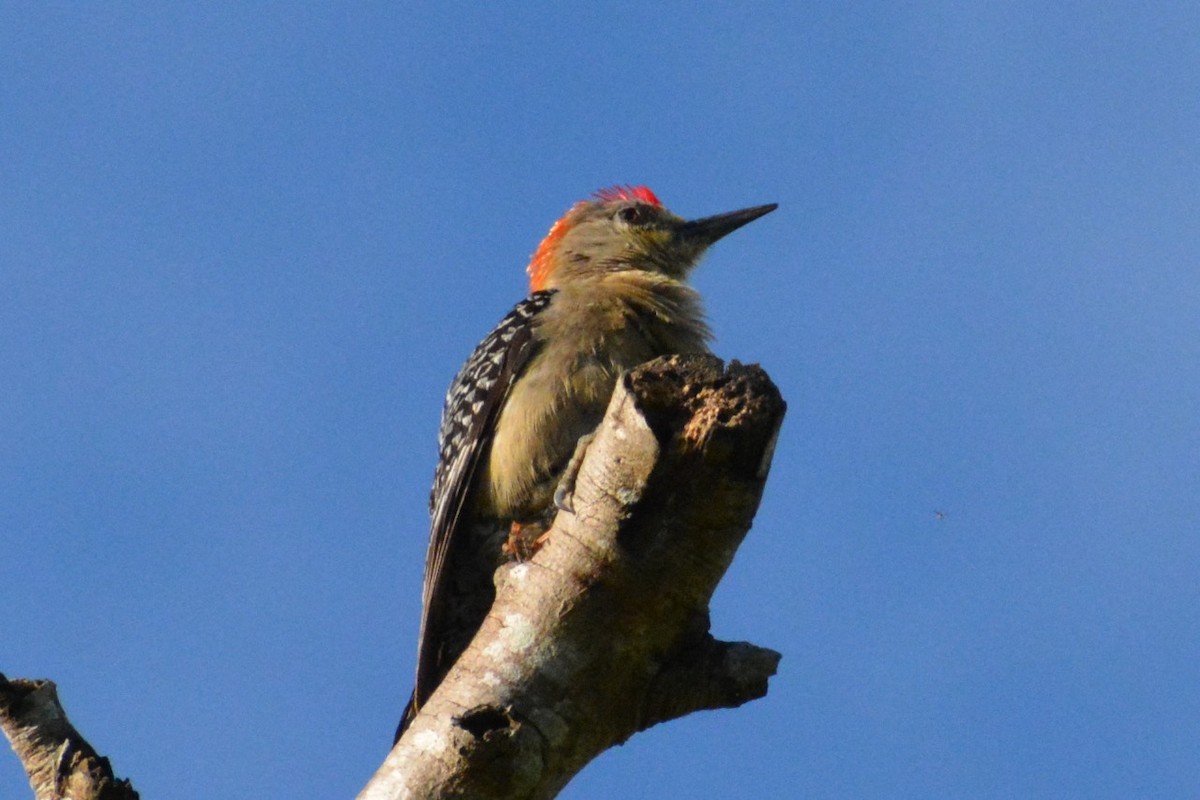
xmin=0 ymin=675 xmax=139 ymax=800
xmin=361 ymin=354 xmax=785 ymax=799
xmin=2 ymin=354 xmax=785 ymax=800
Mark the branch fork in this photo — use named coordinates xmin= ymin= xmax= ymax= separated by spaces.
xmin=362 ymin=354 xmax=785 ymax=799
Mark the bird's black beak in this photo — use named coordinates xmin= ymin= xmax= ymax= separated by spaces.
xmin=679 ymin=203 xmax=778 ymax=247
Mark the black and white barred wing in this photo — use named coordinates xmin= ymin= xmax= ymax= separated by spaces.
xmin=414 ymin=290 xmax=555 ymax=697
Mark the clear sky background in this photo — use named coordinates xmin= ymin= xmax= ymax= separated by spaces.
xmin=3 ymin=4 xmax=1197 ymax=798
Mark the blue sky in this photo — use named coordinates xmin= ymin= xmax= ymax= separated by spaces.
xmin=3 ymin=4 xmax=1197 ymax=798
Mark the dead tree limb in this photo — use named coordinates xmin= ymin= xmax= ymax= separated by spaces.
xmin=2 ymin=354 xmax=785 ymax=800
xmin=362 ymin=354 xmax=786 ymax=799
xmin=0 ymin=674 xmax=139 ymax=800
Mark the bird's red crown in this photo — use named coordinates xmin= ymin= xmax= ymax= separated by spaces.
xmin=592 ymin=185 xmax=662 ymax=206
xmin=527 ymin=185 xmax=661 ymax=291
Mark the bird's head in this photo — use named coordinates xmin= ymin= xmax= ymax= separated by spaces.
xmin=527 ymin=186 xmax=777 ymax=292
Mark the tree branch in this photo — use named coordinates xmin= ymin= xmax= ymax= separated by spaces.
xmin=3 ymin=354 xmax=785 ymax=800
xmin=362 ymin=354 xmax=786 ymax=799
xmin=0 ymin=674 xmax=139 ymax=800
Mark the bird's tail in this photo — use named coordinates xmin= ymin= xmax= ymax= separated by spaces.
xmin=393 ymin=690 xmax=419 ymax=745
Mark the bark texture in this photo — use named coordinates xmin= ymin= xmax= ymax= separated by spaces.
xmin=2 ymin=354 xmax=785 ymax=800
xmin=0 ymin=674 xmax=139 ymax=800
xmin=361 ymin=354 xmax=786 ymax=799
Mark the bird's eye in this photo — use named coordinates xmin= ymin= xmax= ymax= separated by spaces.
xmin=617 ymin=206 xmax=643 ymax=224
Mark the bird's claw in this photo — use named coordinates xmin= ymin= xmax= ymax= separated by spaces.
xmin=553 ymin=431 xmax=596 ymax=514
xmin=553 ymin=483 xmax=575 ymax=514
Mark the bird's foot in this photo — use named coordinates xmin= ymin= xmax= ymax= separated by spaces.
xmin=553 ymin=431 xmax=597 ymax=513
xmin=502 ymin=519 xmax=550 ymax=561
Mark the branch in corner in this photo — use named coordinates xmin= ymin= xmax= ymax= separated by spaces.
xmin=0 ymin=674 xmax=139 ymax=800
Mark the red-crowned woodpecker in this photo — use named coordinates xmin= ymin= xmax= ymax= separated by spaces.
xmin=397 ymin=186 xmax=776 ymax=740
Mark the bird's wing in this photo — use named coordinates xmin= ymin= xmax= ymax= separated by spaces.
xmin=413 ymin=289 xmax=556 ymax=707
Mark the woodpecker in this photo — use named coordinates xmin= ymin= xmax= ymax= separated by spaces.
xmin=396 ymin=185 xmax=776 ymax=740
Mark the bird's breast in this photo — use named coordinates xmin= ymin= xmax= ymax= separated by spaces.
xmin=479 ymin=281 xmax=709 ymax=521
